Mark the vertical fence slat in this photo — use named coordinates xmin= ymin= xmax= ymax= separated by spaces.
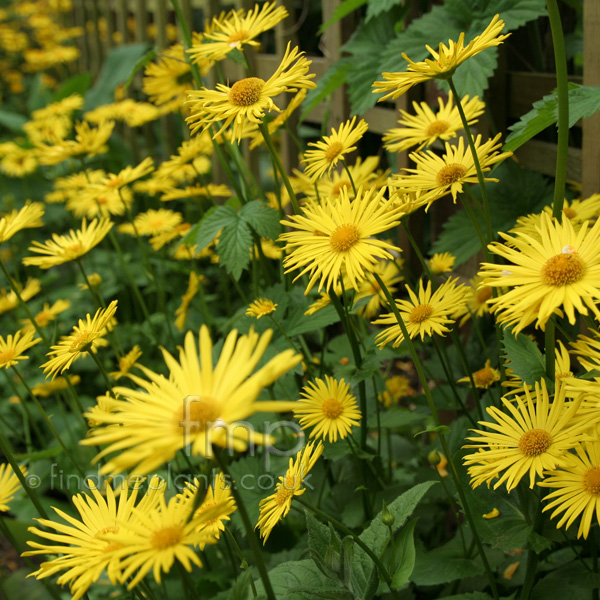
xmin=582 ymin=0 xmax=600 ymax=198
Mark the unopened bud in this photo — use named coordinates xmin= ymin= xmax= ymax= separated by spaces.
xmin=428 ymin=449 xmax=441 ymax=466
xmin=381 ymin=501 xmax=395 ymax=527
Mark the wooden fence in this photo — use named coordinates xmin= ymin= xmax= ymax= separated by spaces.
xmin=69 ymin=0 xmax=600 ymax=198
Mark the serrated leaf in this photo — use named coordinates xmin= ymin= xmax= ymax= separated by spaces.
xmin=366 ymin=0 xmax=405 ymax=22
xmin=239 ymin=200 xmax=281 ymax=239
xmin=301 ymin=58 xmax=352 ymax=122
xmin=439 ymin=47 xmax=498 ymax=98
xmin=502 ymin=329 xmax=548 ymax=387
xmin=84 ymin=43 xmax=150 ymax=110
xmin=319 ymin=0 xmax=368 ymax=33
xmin=414 ymin=424 xmax=451 ymax=437
xmin=218 ymin=217 xmax=253 ymax=281
xmin=445 ymin=0 xmax=546 ymax=30
xmin=184 ymin=205 xmax=238 ymax=250
xmin=504 ymin=83 xmax=600 ymax=152
xmin=123 ymin=47 xmax=158 ymax=90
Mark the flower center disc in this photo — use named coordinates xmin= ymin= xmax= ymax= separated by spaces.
xmin=151 ymin=524 xmax=184 ymax=550
xmin=177 ymin=396 xmax=221 ymax=433
xmin=408 ymin=303 xmax=433 ymax=323
xmin=322 ymin=397 xmax=343 ymax=419
xmin=476 ymin=286 xmax=493 ymax=305
xmin=583 ymin=466 xmax=600 ymax=495
xmin=518 ymin=428 xmax=552 ymax=456
xmin=227 ymin=29 xmax=249 ymax=47
xmin=229 ymin=77 xmax=265 ymax=107
xmin=69 ymin=331 xmax=92 ymax=352
xmin=436 ymin=163 xmax=467 ymax=186
xmin=426 ymin=119 xmax=450 ymax=137
xmin=324 ymin=141 xmax=344 ymax=163
xmin=541 ymin=252 xmax=585 ymax=286
xmin=473 ymin=368 xmax=497 ymax=388
xmin=329 ymin=223 xmax=360 ymax=252
xmin=563 ymin=207 xmax=577 ymax=219
xmin=331 ymin=180 xmax=351 ymax=196
xmin=0 ymin=349 xmax=16 ymax=364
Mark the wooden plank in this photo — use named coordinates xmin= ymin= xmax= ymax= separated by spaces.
xmin=515 ymin=139 xmax=581 ymax=182
xmin=582 ymin=0 xmax=600 ymax=197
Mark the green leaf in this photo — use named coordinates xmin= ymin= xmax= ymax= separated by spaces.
xmin=502 ymin=329 xmax=549 ymax=388
xmin=53 ymin=73 xmax=93 ymax=102
xmin=0 ymin=109 xmax=27 ymax=133
xmin=438 ymin=594 xmax=493 ymax=600
xmin=353 ymin=481 xmax=437 ymax=596
xmin=440 ymin=47 xmax=498 ymax=98
xmin=532 ymin=564 xmax=600 ymax=600
xmin=185 ymin=205 xmax=238 ymax=251
xmin=366 ymin=0 xmax=406 ymax=22
xmin=84 ymin=43 xmax=150 ymax=110
xmin=300 ymin=58 xmax=352 ymax=122
xmin=504 ymin=84 xmax=600 ymax=152
xmin=414 ymin=425 xmax=451 ymax=437
xmin=391 ymin=518 xmax=418 ymax=589
xmin=254 ymin=559 xmax=356 ymax=600
xmin=445 ymin=0 xmax=546 ymax=30
xmin=319 ymin=0 xmax=368 ymax=33
xmin=366 ymin=409 xmax=426 ymax=429
xmin=123 ymin=47 xmax=158 ymax=90
xmin=307 ymin=512 xmax=343 ymax=580
xmin=228 ymin=570 xmax=253 ymax=600
xmin=239 ymin=200 xmax=281 ymax=239
xmin=218 ymin=217 xmax=253 ymax=281
xmin=286 ymin=305 xmax=341 ymax=337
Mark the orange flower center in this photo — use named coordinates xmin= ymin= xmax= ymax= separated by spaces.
xmin=518 ymin=428 xmax=552 ymax=456
xmin=229 ymin=77 xmax=265 ymax=107
xmin=426 ymin=119 xmax=450 ymax=137
xmin=541 ymin=252 xmax=585 ymax=286
xmin=35 ymin=310 xmax=52 ymax=327
xmin=330 ymin=180 xmax=351 ymax=196
xmin=274 ymin=486 xmax=294 ymax=506
xmin=176 ymin=396 xmax=220 ymax=433
xmin=476 ymin=286 xmax=492 ymax=305
xmin=472 ymin=367 xmax=497 ymax=388
xmin=408 ymin=303 xmax=433 ymax=323
xmin=324 ymin=141 xmax=344 ymax=163
xmin=329 ymin=223 xmax=360 ymax=252
xmin=67 ymin=242 xmax=83 ymax=254
xmin=562 ymin=206 xmax=577 ymax=219
xmin=436 ymin=163 xmax=467 ymax=186
xmin=227 ymin=30 xmax=249 ymax=47
xmin=69 ymin=330 xmax=92 ymax=352
xmin=0 ymin=349 xmax=16 ymax=364
xmin=583 ymin=466 xmax=600 ymax=495
xmin=151 ymin=524 xmax=184 ymax=550
xmin=322 ymin=397 xmax=343 ymax=419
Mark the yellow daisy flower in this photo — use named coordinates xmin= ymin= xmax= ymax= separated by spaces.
xmin=0 ymin=202 xmax=44 ymax=244
xmin=302 ymin=116 xmax=369 ymax=181
xmin=174 ymin=272 xmax=202 ymax=332
xmin=373 ymin=277 xmax=469 ymax=348
xmin=429 ymin=251 xmax=456 ymax=275
xmin=457 ymin=359 xmax=500 ymax=389
xmin=0 ymin=329 xmax=41 ymax=369
xmin=81 ymin=326 xmax=302 ymax=475
xmin=480 ymin=214 xmax=600 ymax=333
xmin=304 ymin=292 xmax=331 ymax=316
xmin=23 ymin=217 xmax=113 ymax=269
xmin=177 ymin=472 xmax=236 ymax=548
xmin=66 ymin=184 xmax=134 ymax=219
xmin=378 ymin=374 xmax=416 ymax=407
xmin=129 ymin=208 xmax=183 ymax=236
xmin=188 ymin=2 xmax=288 ymax=62
xmin=294 ymin=376 xmax=361 ymax=443
xmin=383 ymin=94 xmax=484 ymax=153
xmin=0 ymin=146 xmax=38 ymax=177
xmin=256 ymin=440 xmax=323 ymax=542
xmin=0 ymin=278 xmax=41 ymax=315
xmin=246 ymin=298 xmax=278 ymax=319
xmin=103 ymin=157 xmax=154 ymax=190
xmin=21 ymin=299 xmax=70 ymax=333
xmin=31 ymin=374 xmax=81 ymax=397
xmin=373 ymin=14 xmax=510 ymax=100
xmin=23 ymin=478 xmax=165 ymax=600
xmin=540 ymin=440 xmax=600 ymax=539
xmin=0 ymin=463 xmax=27 ymax=512
xmin=186 ymin=42 xmax=316 ymax=143
xmin=110 ymin=345 xmax=142 ymax=380
xmin=392 ymin=134 xmax=511 ymax=210
xmin=463 ymin=381 xmax=593 ymax=492
xmin=41 ymin=300 xmax=118 ymax=379
xmin=279 ymin=186 xmax=404 ymax=294
xmin=454 ymin=275 xmax=493 ymax=326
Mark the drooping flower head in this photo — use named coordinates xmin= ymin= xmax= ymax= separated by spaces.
xmin=0 ymin=329 xmax=41 ymax=369
xmin=0 ymin=202 xmax=44 ymax=244
xmin=0 ymin=463 xmax=27 ymax=512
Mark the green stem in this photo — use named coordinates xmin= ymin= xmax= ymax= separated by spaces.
xmin=0 ymin=427 xmax=49 ymax=519
xmin=88 ymin=350 xmax=116 ymax=396
xmin=3 ymin=369 xmax=38 ymax=450
xmin=296 ymin=496 xmax=400 ymax=599
xmin=519 ymin=494 xmax=543 ymax=600
xmin=372 ymin=271 xmax=498 ymax=600
xmin=12 ymin=366 xmax=86 ymax=478
xmin=267 ymin=314 xmax=314 ymax=379
xmin=259 ymin=122 xmax=300 ymax=214
xmin=448 ymin=77 xmax=493 ymax=244
xmin=75 ymin=257 xmax=105 ymax=308
xmin=329 ymin=291 xmax=368 ymax=450
xmin=341 ymin=159 xmax=357 ymax=197
xmin=460 ymin=188 xmax=492 ymax=263
xmin=213 ymin=451 xmax=276 ymax=600
xmin=546 ymin=0 xmax=569 ymax=220
xmin=225 ymin=528 xmax=258 ymax=598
